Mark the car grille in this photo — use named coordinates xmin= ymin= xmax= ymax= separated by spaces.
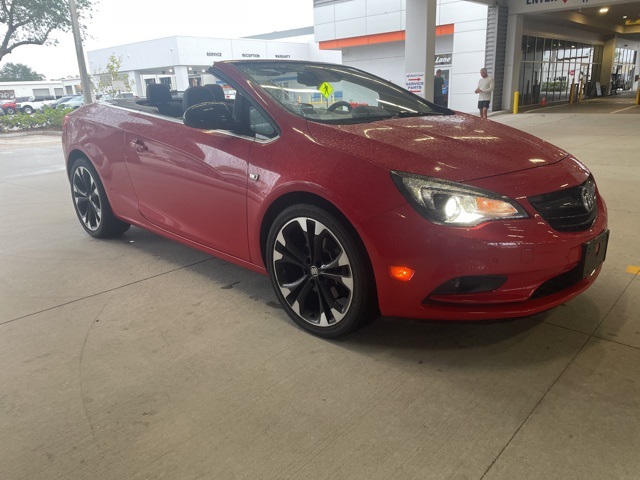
xmin=527 ymin=177 xmax=597 ymax=232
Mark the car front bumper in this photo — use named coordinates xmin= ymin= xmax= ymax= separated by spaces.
xmin=359 ymin=186 xmax=608 ymax=322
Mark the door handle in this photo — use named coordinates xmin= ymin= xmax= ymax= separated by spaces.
xmin=129 ymin=140 xmax=148 ymax=153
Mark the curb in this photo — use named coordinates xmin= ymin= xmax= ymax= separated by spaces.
xmin=1 ymin=130 xmax=62 ymax=138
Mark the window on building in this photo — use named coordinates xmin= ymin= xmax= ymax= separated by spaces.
xmin=612 ymin=47 xmax=637 ymax=92
xmin=518 ymin=35 xmax=603 ymax=107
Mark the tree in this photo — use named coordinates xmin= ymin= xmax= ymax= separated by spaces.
xmin=92 ymin=55 xmax=134 ymax=96
xmin=0 ymin=61 xmax=44 ymax=80
xmin=0 ymin=0 xmax=95 ymax=62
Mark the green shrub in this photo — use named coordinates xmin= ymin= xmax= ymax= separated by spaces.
xmin=0 ymin=107 xmax=72 ymax=133
xmin=540 ymin=81 xmax=568 ymax=92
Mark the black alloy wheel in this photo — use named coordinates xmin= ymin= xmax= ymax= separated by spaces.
xmin=70 ymin=157 xmax=130 ymax=238
xmin=266 ymin=204 xmax=377 ymax=338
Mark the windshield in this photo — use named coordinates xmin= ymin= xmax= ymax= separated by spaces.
xmin=232 ymin=61 xmax=448 ymax=124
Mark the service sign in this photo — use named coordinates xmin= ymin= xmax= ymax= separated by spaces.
xmin=405 ymin=72 xmax=425 ymax=96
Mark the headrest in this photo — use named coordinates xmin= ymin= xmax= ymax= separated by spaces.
xmin=204 ymin=83 xmax=226 ymax=102
xmin=146 ymin=83 xmax=172 ymax=104
xmin=183 ymin=86 xmax=216 ymax=111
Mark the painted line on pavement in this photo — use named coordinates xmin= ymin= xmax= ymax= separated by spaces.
xmin=627 ymin=266 xmax=640 ymax=275
xmin=611 ymin=105 xmax=640 ymax=114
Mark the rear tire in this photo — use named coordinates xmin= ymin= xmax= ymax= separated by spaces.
xmin=266 ymin=204 xmax=377 ymax=338
xmin=22 ymin=106 xmax=33 ymax=114
xmin=70 ymin=157 xmax=130 ymax=238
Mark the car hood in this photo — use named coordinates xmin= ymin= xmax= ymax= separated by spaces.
xmin=305 ymin=113 xmax=568 ymax=182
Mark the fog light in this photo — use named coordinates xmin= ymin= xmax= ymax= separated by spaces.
xmin=430 ymin=275 xmax=507 ymax=295
xmin=389 ymin=266 xmax=415 ymax=282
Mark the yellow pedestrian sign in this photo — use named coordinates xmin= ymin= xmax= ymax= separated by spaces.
xmin=318 ymin=82 xmax=333 ymax=99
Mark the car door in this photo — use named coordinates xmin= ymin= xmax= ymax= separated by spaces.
xmin=123 ymin=113 xmax=252 ymax=261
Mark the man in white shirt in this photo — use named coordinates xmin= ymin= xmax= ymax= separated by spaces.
xmin=474 ymin=68 xmax=494 ymax=119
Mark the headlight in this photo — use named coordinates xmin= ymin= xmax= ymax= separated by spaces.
xmin=391 ymin=171 xmax=528 ymax=226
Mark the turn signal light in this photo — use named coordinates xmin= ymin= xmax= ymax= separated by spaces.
xmin=389 ymin=266 xmax=415 ymax=281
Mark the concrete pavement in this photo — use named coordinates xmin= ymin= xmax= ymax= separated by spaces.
xmin=0 ymin=107 xmax=638 ymax=480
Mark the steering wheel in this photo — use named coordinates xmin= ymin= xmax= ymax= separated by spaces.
xmin=326 ymin=101 xmax=353 ymax=112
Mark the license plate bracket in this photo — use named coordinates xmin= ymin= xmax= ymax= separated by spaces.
xmin=581 ymin=230 xmax=609 ymax=278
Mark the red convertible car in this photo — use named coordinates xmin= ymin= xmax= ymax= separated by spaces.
xmin=62 ymin=60 xmax=608 ymax=338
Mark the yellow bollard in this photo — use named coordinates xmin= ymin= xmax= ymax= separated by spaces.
xmin=636 ymin=88 xmax=640 ymax=105
xmin=513 ymin=91 xmax=519 ymax=114
xmin=569 ymin=83 xmax=575 ymax=104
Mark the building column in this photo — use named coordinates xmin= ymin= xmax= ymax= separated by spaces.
xmin=125 ymin=71 xmax=143 ymax=97
xmin=485 ymin=6 xmax=508 ymax=111
xmin=502 ymin=13 xmax=523 ymax=112
xmin=405 ymin=0 xmax=437 ymax=101
xmin=174 ymin=66 xmax=190 ymax=93
xmin=634 ymin=47 xmax=640 ymax=90
xmin=600 ymin=37 xmax=617 ymax=94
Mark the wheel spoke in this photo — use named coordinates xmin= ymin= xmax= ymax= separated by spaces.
xmin=309 ymin=219 xmax=324 ymax=265
xmin=289 ymin=277 xmax=315 ymax=315
xmin=274 ymin=239 xmax=306 ymax=269
xmin=317 ymin=279 xmax=346 ymax=322
xmin=320 ymin=269 xmax=353 ymax=291
xmin=280 ymin=273 xmax=307 ymax=292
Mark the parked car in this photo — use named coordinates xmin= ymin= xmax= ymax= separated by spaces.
xmin=62 ymin=60 xmax=608 ymax=338
xmin=57 ymin=96 xmax=84 ymax=110
xmin=17 ymin=95 xmax=57 ymax=114
xmin=1 ymin=100 xmax=17 ymax=115
xmin=41 ymin=95 xmax=82 ymax=112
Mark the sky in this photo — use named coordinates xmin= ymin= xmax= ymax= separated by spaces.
xmin=1 ymin=0 xmax=315 ymax=80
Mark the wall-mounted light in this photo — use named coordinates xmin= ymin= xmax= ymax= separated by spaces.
xmin=188 ymin=67 xmax=193 ymax=71
xmin=599 ymin=7 xmax=609 ymax=14
xmin=169 ymin=69 xmax=174 ymax=73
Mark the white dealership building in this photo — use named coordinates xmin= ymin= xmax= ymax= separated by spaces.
xmin=88 ymin=0 xmax=639 ymax=114
xmin=313 ymin=0 xmax=640 ymax=112
xmin=5 ymin=0 xmax=638 ymax=114
xmin=86 ymin=35 xmax=340 ymax=98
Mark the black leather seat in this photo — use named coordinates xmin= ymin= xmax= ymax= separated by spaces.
xmin=146 ymin=83 xmax=183 ymax=117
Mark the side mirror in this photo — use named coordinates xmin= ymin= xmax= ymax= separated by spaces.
xmin=183 ymin=102 xmax=232 ymax=130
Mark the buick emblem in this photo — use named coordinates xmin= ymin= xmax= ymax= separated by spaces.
xmin=581 ymin=181 xmax=596 ymax=213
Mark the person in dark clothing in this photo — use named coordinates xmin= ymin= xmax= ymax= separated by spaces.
xmin=433 ymin=69 xmax=445 ymax=106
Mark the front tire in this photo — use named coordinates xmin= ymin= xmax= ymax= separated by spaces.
xmin=266 ymin=204 xmax=377 ymax=338
xmin=70 ymin=157 xmax=130 ymax=238
xmin=22 ymin=106 xmax=33 ymax=114
xmin=5 ymin=107 xmax=15 ymax=115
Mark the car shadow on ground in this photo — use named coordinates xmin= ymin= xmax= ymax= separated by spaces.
xmin=103 ymin=226 xmax=580 ymax=367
